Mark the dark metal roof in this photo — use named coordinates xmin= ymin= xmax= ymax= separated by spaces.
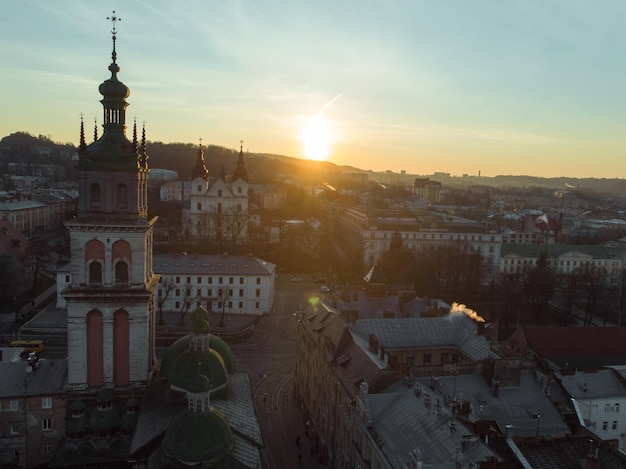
xmin=0 ymin=359 xmax=67 ymax=397
xmin=153 ymin=253 xmax=275 ymax=276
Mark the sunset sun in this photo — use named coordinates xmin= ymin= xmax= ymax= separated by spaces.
xmin=301 ymin=115 xmax=333 ymax=161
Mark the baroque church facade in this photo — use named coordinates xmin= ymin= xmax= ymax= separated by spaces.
xmin=183 ymin=143 xmax=250 ymax=243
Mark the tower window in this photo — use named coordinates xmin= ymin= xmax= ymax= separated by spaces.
xmin=117 ymin=184 xmax=128 ymax=210
xmin=115 ymin=261 xmax=129 ymax=287
xmin=217 ymin=203 xmax=222 ymax=214
xmin=89 ymin=261 xmax=103 ymax=287
xmin=218 ymin=190 xmax=222 ymax=197
xmin=90 ymin=183 xmax=101 ymax=210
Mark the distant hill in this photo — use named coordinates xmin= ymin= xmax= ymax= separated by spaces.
xmin=2 ymin=132 xmax=625 ymax=198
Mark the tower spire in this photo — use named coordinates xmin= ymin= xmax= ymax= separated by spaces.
xmin=132 ymin=117 xmax=138 ymax=153
xmin=192 ymin=138 xmax=209 ymax=181
xmin=232 ymin=139 xmax=248 ymax=182
xmin=93 ymin=118 xmax=98 ymax=142
xmin=79 ymin=113 xmax=86 ymax=152
xmin=141 ymin=121 xmax=148 ymax=166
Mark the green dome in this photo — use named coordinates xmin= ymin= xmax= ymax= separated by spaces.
xmin=160 ymin=335 xmax=236 ymax=379
xmin=169 ymin=350 xmax=228 ymax=393
xmin=88 ymin=405 xmax=119 ymax=433
xmin=207 ymin=335 xmax=237 ymax=373
xmin=70 ymin=400 xmax=86 ymax=412
xmin=162 ymin=409 xmax=233 ymax=464
xmin=190 ymin=318 xmax=210 ymax=334
xmin=190 ymin=307 xmax=209 ymax=323
xmin=187 ymin=370 xmax=211 ymax=394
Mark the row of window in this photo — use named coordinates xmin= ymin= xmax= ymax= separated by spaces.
xmin=503 ymin=258 xmax=616 ymax=267
xmin=365 ymin=231 xmax=498 ymax=242
xmin=90 ymin=183 xmax=129 ymax=211
xmin=89 ymin=260 xmax=129 ymax=286
xmin=166 ymin=276 xmax=261 ymax=285
xmin=172 ymin=300 xmax=261 ymax=310
xmin=196 ymin=186 xmax=245 ymax=195
xmin=4 ymin=397 xmax=52 ymax=411
xmin=195 ymin=202 xmax=244 ymax=212
xmin=601 ymin=420 xmax=619 ymax=431
xmin=415 ymin=352 xmax=461 ymax=365
xmin=157 ymin=288 xmax=261 ymax=298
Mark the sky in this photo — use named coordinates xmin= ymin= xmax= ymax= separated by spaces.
xmin=2 ymin=1 xmax=626 ymax=179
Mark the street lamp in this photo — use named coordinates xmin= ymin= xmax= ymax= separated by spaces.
xmin=533 ymin=412 xmax=541 ymax=440
xmin=218 ymin=288 xmax=230 ymax=327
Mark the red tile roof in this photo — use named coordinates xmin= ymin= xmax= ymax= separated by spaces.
xmin=524 ymin=326 xmax=626 ymax=359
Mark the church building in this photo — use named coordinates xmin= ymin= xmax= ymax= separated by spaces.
xmin=183 ymin=142 xmax=250 ymax=243
xmin=62 ymin=13 xmax=159 ymax=392
xmin=48 ymin=14 xmax=261 ymax=468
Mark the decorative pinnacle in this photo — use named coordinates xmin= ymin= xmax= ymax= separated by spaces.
xmin=107 ymin=11 xmax=121 ymax=64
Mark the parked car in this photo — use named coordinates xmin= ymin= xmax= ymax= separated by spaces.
xmin=290 ymin=277 xmax=302 ymax=282
xmin=320 ymin=285 xmax=331 ymax=292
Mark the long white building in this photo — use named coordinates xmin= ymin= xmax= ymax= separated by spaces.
xmin=153 ymin=253 xmax=275 ymax=316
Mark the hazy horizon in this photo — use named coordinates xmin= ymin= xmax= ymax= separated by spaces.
xmin=2 ymin=1 xmax=626 ymax=179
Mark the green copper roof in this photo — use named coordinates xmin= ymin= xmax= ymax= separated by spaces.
xmin=160 ymin=334 xmax=236 ymax=378
xmin=169 ymin=349 xmax=228 ymax=392
xmin=162 ymin=408 xmax=233 ymax=464
xmin=190 ymin=318 xmax=210 ymax=334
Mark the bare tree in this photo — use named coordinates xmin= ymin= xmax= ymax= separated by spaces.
xmin=523 ymin=251 xmax=556 ymax=321
xmin=178 ymin=282 xmax=193 ymax=326
xmin=157 ymin=278 xmax=174 ymax=325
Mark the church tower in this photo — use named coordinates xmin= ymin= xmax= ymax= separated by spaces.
xmin=63 ymin=13 xmax=159 ymax=391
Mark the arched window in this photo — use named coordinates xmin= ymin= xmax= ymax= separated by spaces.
xmin=197 ymin=202 xmax=201 ymax=210
xmin=87 ymin=310 xmax=104 ymax=387
xmin=197 ymin=185 xmax=202 ymax=192
xmin=89 ymin=261 xmax=102 ymax=287
xmin=115 ymin=261 xmax=129 ymax=287
xmin=217 ymin=203 xmax=222 ymax=214
xmin=218 ymin=190 xmax=222 ymax=197
xmin=117 ymin=184 xmax=128 ymax=210
xmin=113 ymin=310 xmax=129 ymax=386
xmin=90 ymin=183 xmax=101 ymax=210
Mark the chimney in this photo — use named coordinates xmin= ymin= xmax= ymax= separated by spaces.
xmin=368 ymin=334 xmax=379 ymax=353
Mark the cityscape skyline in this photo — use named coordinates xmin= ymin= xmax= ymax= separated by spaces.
xmin=2 ymin=1 xmax=626 ymax=179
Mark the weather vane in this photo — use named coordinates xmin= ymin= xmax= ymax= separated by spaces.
xmin=107 ymin=11 xmax=121 ymax=63
xmin=107 ymin=10 xmax=121 ymax=35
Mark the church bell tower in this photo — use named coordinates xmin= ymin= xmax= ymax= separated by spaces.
xmin=63 ymin=12 xmax=159 ymax=391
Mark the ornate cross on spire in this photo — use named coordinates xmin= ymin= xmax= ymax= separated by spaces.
xmin=107 ymin=10 xmax=121 ymax=63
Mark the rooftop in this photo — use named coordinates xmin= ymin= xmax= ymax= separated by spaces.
xmin=153 ymin=253 xmax=276 ymax=276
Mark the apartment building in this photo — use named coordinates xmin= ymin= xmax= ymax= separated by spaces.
xmin=499 ymin=244 xmax=626 ymax=288
xmin=0 ymin=359 xmax=67 ymax=468
xmin=337 ymin=208 xmax=502 ymax=280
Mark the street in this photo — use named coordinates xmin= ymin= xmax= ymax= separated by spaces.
xmin=232 ymin=275 xmax=328 ymax=468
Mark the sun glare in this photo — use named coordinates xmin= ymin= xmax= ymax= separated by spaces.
xmin=301 ymin=115 xmax=333 ymax=161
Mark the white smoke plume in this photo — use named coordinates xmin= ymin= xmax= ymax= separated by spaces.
xmin=450 ymin=302 xmax=485 ymax=323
